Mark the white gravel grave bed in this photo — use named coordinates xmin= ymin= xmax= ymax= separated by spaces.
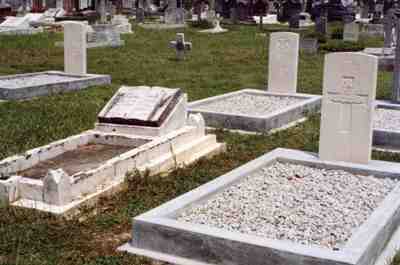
xmin=194 ymin=94 xmax=305 ymax=116
xmin=0 ymin=74 xmax=82 ymax=89
xmin=177 ymin=162 xmax=398 ymax=250
xmin=374 ymin=108 xmax=400 ymax=131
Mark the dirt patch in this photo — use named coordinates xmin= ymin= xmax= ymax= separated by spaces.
xmin=19 ymin=144 xmax=135 ymax=179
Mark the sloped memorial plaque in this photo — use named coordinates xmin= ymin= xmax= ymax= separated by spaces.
xmin=98 ymin=86 xmax=182 ymax=127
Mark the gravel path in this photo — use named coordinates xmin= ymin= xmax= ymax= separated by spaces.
xmin=195 ymin=94 xmax=305 ymax=116
xmin=178 ymin=162 xmax=397 ymax=249
xmin=375 ymin=108 xmax=400 ymax=131
xmin=0 ymin=74 xmax=81 ymax=89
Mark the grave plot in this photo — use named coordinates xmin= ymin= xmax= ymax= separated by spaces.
xmin=188 ymin=89 xmax=321 ymax=133
xmin=363 ymin=48 xmax=394 ymax=71
xmin=0 ymin=86 xmax=225 ymax=216
xmin=187 ymin=32 xmax=320 ymax=133
xmin=0 ymin=71 xmax=110 ymax=100
xmin=119 ymin=148 xmax=400 ymax=265
xmin=0 ymin=21 xmax=111 ymax=100
xmin=120 ymin=53 xmax=400 ymax=265
xmin=373 ymin=100 xmax=400 ymax=150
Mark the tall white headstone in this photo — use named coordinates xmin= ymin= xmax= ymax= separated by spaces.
xmin=64 ymin=21 xmax=87 ymax=75
xmin=319 ymin=52 xmax=378 ymax=164
xmin=267 ymin=32 xmax=299 ymax=94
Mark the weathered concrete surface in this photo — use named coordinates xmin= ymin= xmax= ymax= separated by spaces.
xmin=373 ymin=100 xmax=400 ymax=150
xmin=119 ymin=148 xmax=400 ymax=265
xmin=0 ymin=71 xmax=111 ymax=100
xmin=188 ymin=89 xmax=321 ymax=133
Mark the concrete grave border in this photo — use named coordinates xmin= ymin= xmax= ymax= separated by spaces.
xmin=188 ymin=89 xmax=321 ymax=133
xmin=119 ymin=148 xmax=400 ymax=265
xmin=373 ymin=100 xmax=400 ymax=150
xmin=0 ymin=71 xmax=111 ymax=100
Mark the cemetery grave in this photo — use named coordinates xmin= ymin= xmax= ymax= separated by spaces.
xmin=189 ymin=89 xmax=321 ymax=133
xmin=373 ymin=101 xmax=400 ymax=150
xmin=0 ymin=85 xmax=225 ymax=215
xmin=0 ymin=21 xmax=111 ymax=100
xmin=0 ymin=15 xmax=43 ymax=35
xmin=188 ymin=32 xmax=321 ymax=133
xmin=120 ymin=52 xmax=400 ymax=265
xmin=2 ymin=23 xmax=400 ymax=265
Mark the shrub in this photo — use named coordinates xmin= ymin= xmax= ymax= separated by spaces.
xmin=319 ymin=39 xmax=365 ymax=52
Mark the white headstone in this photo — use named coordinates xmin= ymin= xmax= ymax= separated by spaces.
xmin=64 ymin=22 xmax=87 ymax=75
xmin=319 ymin=52 xmax=378 ymax=164
xmin=267 ymin=32 xmax=299 ymax=94
xmin=343 ymin=22 xmax=360 ymax=42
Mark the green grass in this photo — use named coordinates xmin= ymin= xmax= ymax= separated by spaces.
xmin=0 ymin=23 xmax=399 ymax=265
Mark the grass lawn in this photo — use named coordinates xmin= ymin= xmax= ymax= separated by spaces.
xmin=1 ymin=23 xmax=400 ymax=265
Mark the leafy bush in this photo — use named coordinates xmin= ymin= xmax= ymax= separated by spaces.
xmin=319 ymin=39 xmax=365 ymax=52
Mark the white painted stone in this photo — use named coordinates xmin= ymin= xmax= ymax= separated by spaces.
xmin=0 ymin=16 xmax=30 ymax=28
xmin=43 ymin=169 xmax=72 ymax=206
xmin=319 ymin=52 xmax=378 ymax=164
xmin=187 ymin=113 xmax=205 ymax=129
xmin=267 ymin=32 xmax=299 ymax=94
xmin=64 ymin=22 xmax=87 ymax=75
xmin=0 ymin=176 xmax=21 ymax=205
xmin=343 ymin=22 xmax=360 ymax=42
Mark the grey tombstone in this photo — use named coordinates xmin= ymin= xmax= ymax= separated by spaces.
xmin=164 ymin=0 xmax=185 ymax=24
xmin=169 ymin=33 xmax=192 ymax=60
xmin=392 ymin=9 xmax=400 ymax=102
xmin=300 ymin=37 xmax=318 ymax=53
xmin=230 ymin=7 xmax=238 ymax=24
xmin=98 ymin=0 xmax=107 ymax=23
xmin=343 ymin=22 xmax=360 ymax=42
xmin=384 ymin=8 xmax=396 ymax=48
xmin=319 ymin=52 xmax=377 ymax=164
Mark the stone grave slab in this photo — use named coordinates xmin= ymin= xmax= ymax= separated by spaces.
xmin=0 ymin=16 xmax=30 ymax=28
xmin=363 ymin=47 xmax=394 ymax=71
xmin=0 ymin=86 xmax=225 ymax=216
xmin=268 ymin=32 xmax=299 ymax=94
xmin=188 ymin=89 xmax=321 ymax=133
xmin=119 ymin=148 xmax=400 ymax=265
xmin=0 ymin=71 xmax=111 ymax=100
xmin=360 ymin=23 xmax=384 ymax=37
xmin=0 ymin=15 xmax=44 ymax=35
xmin=373 ymin=100 xmax=400 ymax=150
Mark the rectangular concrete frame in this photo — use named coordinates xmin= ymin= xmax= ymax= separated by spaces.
xmin=374 ymin=100 xmax=400 ymax=150
xmin=188 ymin=89 xmax=321 ymax=133
xmin=0 ymin=126 xmax=223 ymax=215
xmin=0 ymin=71 xmax=111 ymax=100
xmin=119 ymin=148 xmax=400 ymax=265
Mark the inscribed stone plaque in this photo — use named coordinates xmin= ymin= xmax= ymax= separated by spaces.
xmin=98 ymin=86 xmax=182 ymax=127
xmin=267 ymin=32 xmax=299 ymax=94
xmin=64 ymin=22 xmax=87 ymax=75
xmin=319 ymin=52 xmax=377 ymax=164
xmin=343 ymin=22 xmax=359 ymax=42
